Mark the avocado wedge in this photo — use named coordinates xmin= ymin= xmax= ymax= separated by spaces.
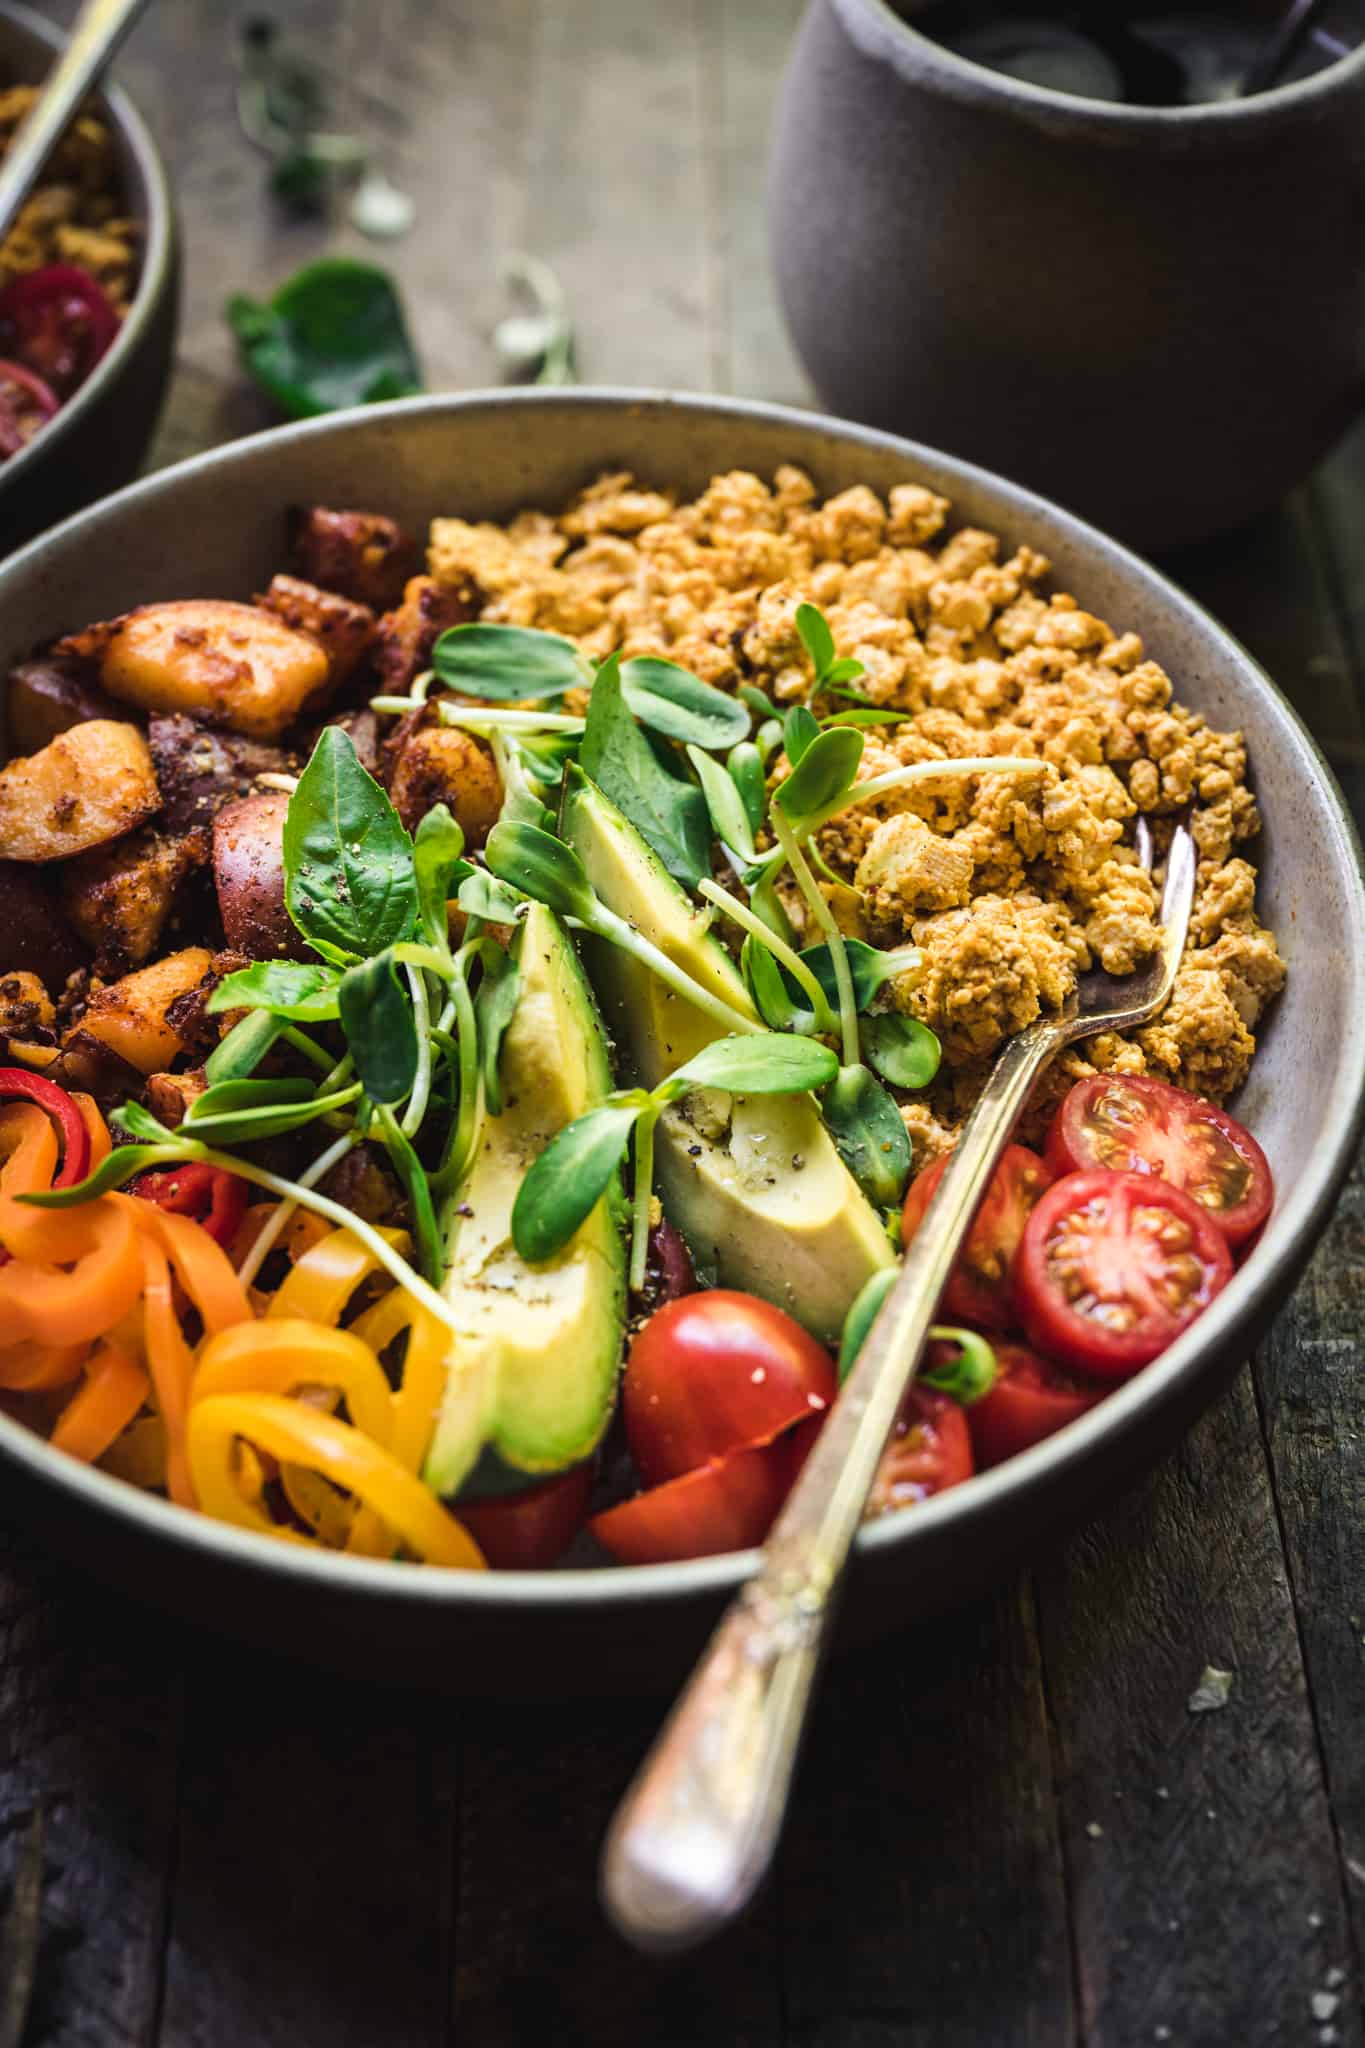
xmin=422 ymin=901 xmax=626 ymax=1499
xmin=561 ymin=772 xmax=894 ymax=1343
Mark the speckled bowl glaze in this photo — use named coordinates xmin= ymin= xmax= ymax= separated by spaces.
xmin=769 ymin=0 xmax=1365 ymax=550
xmin=0 ymin=389 xmax=1360 ymax=1697
xmin=0 ymin=3 xmax=178 ymax=553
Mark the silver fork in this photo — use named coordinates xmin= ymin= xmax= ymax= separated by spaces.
xmin=601 ymin=815 xmax=1197 ymax=1954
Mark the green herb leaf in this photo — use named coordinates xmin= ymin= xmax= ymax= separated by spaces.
xmin=742 ymin=935 xmax=812 ymax=1034
xmin=511 ymin=1101 xmax=641 ymax=1264
xmin=825 ymin=658 xmax=867 ymax=686
xmin=377 ymin=1107 xmax=444 ymax=1285
xmin=580 ymin=656 xmax=711 ymax=888
xmin=861 ymin=1013 xmax=942 ymax=1090
xmin=457 ymin=868 xmax=531 ymax=924
xmin=686 ymin=744 xmax=756 ymax=863
xmin=178 ymin=1089 xmax=358 ymax=1145
xmin=783 ymin=704 xmax=821 ymax=768
xmin=796 ymin=602 xmax=836 ymax=681
xmin=338 ymin=950 xmax=419 ymax=1106
xmin=413 ymin=804 xmax=468 ymax=949
xmin=207 ymin=961 xmax=343 ymax=1024
xmin=474 ymin=947 xmax=521 ymax=1119
xmin=837 ymin=1267 xmax=897 ymax=1383
xmin=284 ymin=727 xmax=419 ymax=964
xmin=204 ymin=1007 xmax=284 ymax=1084
xmin=726 ymin=741 xmax=767 ymax=840
xmin=484 ymin=821 xmax=596 ymax=923
xmin=663 ymin=1033 xmax=837 ymax=1099
xmin=113 ymin=1102 xmax=177 ymax=1143
xmin=189 ymin=1078 xmax=317 ymax=1121
xmin=19 ymin=1142 xmax=183 ymax=1206
xmin=431 ymin=623 xmax=590 ymax=702
xmin=747 ymin=854 xmax=795 ymax=944
xmin=781 ymin=938 xmax=918 ymax=1016
xmin=822 ymin=707 xmax=904 ymax=730
xmin=621 ymin=657 xmax=750 ymax=750
xmin=922 ymin=1327 xmax=998 ymax=1406
xmin=775 ymin=725 xmax=865 ymax=821
xmin=226 ymin=258 xmax=422 ymax=419
xmin=821 ymin=1063 xmax=911 ymax=1206
xmin=739 ymin=685 xmax=774 ymax=720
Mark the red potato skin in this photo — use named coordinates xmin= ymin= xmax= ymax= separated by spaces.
xmin=6 ymin=653 xmax=120 ymax=754
xmin=212 ymin=790 xmax=308 ymax=960
xmin=0 ymin=861 xmax=87 ymax=987
xmin=287 ymin=506 xmax=421 ymax=611
xmin=255 ymin=573 xmax=378 ymax=691
xmin=147 ymin=714 xmax=294 ymax=848
xmin=374 ymin=573 xmax=480 ymax=692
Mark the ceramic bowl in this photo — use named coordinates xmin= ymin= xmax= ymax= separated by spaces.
xmin=0 ymin=389 xmax=1360 ymax=1696
xmin=0 ymin=2 xmax=178 ymax=553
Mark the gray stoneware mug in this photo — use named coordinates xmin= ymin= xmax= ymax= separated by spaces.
xmin=769 ymin=0 xmax=1365 ymax=549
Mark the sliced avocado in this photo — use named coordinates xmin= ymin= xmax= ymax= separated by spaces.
xmin=423 ymin=900 xmax=626 ymax=1498
xmin=561 ymin=772 xmax=894 ymax=1343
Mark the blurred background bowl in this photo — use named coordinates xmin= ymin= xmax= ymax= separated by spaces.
xmin=0 ymin=0 xmax=177 ymax=553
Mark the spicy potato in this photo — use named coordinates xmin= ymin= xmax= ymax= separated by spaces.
xmin=256 ymin=574 xmax=377 ymax=689
xmin=0 ymin=720 xmax=160 ymax=861
xmin=72 ymin=946 xmax=214 ymax=1075
xmin=6 ymin=654 xmax=119 ymax=754
xmin=0 ymin=861 xmax=87 ymax=985
xmin=213 ymin=790 xmax=306 ymax=960
xmin=388 ymin=726 xmax=501 ymax=847
xmin=95 ymin=600 xmax=331 ymax=740
xmin=288 ymin=506 xmax=420 ymax=611
xmin=0 ymin=970 xmax=55 ymax=1037
xmin=59 ymin=828 xmax=196 ymax=975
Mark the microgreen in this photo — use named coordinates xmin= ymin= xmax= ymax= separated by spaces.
xmin=726 ymin=740 xmax=767 ymax=841
xmin=837 ymin=1272 xmax=998 ymax=1401
xmin=283 ymin=726 xmax=419 ymax=964
xmin=474 ymin=947 xmax=521 ymax=1119
xmin=621 ymin=657 xmax=750 ymax=751
xmin=456 ymin=868 xmax=531 ymax=924
xmin=782 ymin=704 xmax=821 ymax=768
xmin=821 ymin=1063 xmax=912 ymax=1207
xmin=207 ymin=961 xmax=343 ymax=1024
xmin=203 ymin=1006 xmax=285 ymax=1084
xmin=796 ymin=601 xmax=866 ymax=700
xmin=774 ymin=724 xmax=865 ymax=822
xmin=688 ymin=744 xmax=757 ymax=864
xmin=412 ymin=805 xmax=469 ymax=950
xmin=431 ymin=621 xmax=591 ymax=701
xmin=580 ymin=653 xmax=711 ymax=887
xmin=860 ymin=1013 xmax=941 ymax=1090
xmin=339 ymin=951 xmax=421 ymax=1105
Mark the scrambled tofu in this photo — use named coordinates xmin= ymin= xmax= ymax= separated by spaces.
xmin=428 ymin=467 xmax=1284 ymax=1156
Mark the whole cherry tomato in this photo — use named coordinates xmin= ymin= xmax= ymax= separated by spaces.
xmin=1015 ymin=1169 xmax=1233 ymax=1377
xmin=456 ymin=1464 xmax=593 ymax=1570
xmin=901 ymin=1142 xmax=1055 ymax=1330
xmin=1044 ymin=1073 xmax=1273 ymax=1250
xmin=967 ymin=1340 xmax=1106 ymax=1469
xmin=868 ymin=1385 xmax=974 ymax=1514
xmin=623 ymin=1289 xmax=836 ymax=1488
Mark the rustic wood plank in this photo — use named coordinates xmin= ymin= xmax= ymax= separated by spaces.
xmin=780 ymin=1581 xmax=1074 ymax=2048
xmin=452 ymin=1696 xmax=782 ymax=2047
xmin=0 ymin=1530 xmax=179 ymax=2048
xmin=1036 ymin=1371 xmax=1360 ymax=2045
xmin=157 ymin=1644 xmax=454 ymax=2048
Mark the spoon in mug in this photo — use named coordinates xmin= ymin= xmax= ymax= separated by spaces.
xmin=601 ymin=815 xmax=1197 ymax=1954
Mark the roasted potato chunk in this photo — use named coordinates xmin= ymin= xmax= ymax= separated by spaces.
xmin=147 ymin=714 xmax=292 ymax=845
xmin=0 ymin=862 xmax=87 ymax=984
xmin=257 ymin=574 xmax=377 ymax=689
xmin=388 ymin=727 xmax=501 ymax=848
xmin=145 ymin=1067 xmax=207 ymax=1128
xmin=0 ymin=720 xmax=160 ymax=861
xmin=59 ymin=829 xmax=196 ymax=975
xmin=7 ymin=654 xmax=120 ymax=754
xmin=288 ymin=506 xmax=420 ymax=611
xmin=93 ymin=600 xmax=330 ymax=740
xmin=72 ymin=947 xmax=214 ymax=1074
xmin=374 ymin=574 xmax=478 ymax=692
xmin=0 ymin=970 xmax=55 ymax=1037
xmin=213 ymin=790 xmax=307 ymax=960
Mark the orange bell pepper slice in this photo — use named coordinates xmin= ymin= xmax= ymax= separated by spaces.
xmin=50 ymin=1342 xmax=150 ymax=1464
xmin=192 ymin=1319 xmax=396 ymax=1449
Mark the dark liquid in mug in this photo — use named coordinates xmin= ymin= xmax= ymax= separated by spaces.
xmin=904 ymin=2 xmax=1363 ymax=103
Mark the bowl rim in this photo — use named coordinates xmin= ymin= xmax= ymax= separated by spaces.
xmin=0 ymin=0 xmax=175 ymax=498
xmin=834 ymin=0 xmax=1365 ymax=135
xmin=1 ymin=382 xmax=1362 ymax=1614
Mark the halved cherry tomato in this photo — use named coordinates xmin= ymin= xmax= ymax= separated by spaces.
xmin=130 ymin=1162 xmax=248 ymax=1248
xmin=0 ymin=358 xmax=58 ymax=456
xmin=590 ymin=1435 xmax=793 ymax=1564
xmin=0 ymin=1067 xmax=90 ymax=1188
xmin=623 ymin=1289 xmax=836 ymax=1488
xmin=1015 ymin=1169 xmax=1233 ymax=1378
xmin=457 ymin=1463 xmax=593 ymax=1570
xmin=967 ymin=1339 xmax=1106 ymax=1468
xmin=1044 ymin=1073 xmax=1273 ymax=1250
xmin=901 ymin=1142 xmax=1055 ymax=1331
xmin=868 ymin=1385 xmax=973 ymax=1514
xmin=0 ymin=264 xmax=119 ymax=397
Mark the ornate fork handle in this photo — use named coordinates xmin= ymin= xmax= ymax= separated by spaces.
xmin=601 ymin=1014 xmax=1066 ymax=1953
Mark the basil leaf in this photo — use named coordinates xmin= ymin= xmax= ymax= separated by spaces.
xmin=206 ymin=962 xmax=343 ymax=1024
xmin=621 ymin=657 xmax=750 ymax=751
xmin=580 ymin=656 xmax=710 ymax=888
xmin=204 ymin=1008 xmax=284 ymax=1084
xmin=413 ymin=805 xmax=468 ymax=949
xmin=431 ymin=623 xmax=589 ymax=702
xmin=226 ymin=258 xmax=422 ymax=419
xmin=686 ymin=744 xmax=756 ymax=863
xmin=664 ymin=1032 xmax=837 ymax=1099
xmin=475 ymin=947 xmax=521 ymax=1119
xmin=821 ymin=1063 xmax=911 ymax=1206
xmin=284 ymin=727 xmax=419 ymax=964
xmin=796 ymin=601 xmax=836 ymax=680
xmin=339 ymin=951 xmax=419 ymax=1105
xmin=458 ymin=868 xmax=531 ymax=924
xmin=837 ymin=1267 xmax=897 ymax=1383
xmin=775 ymin=725 xmax=865 ymax=821
xmin=783 ymin=704 xmax=820 ymax=767
xmin=861 ymin=1013 xmax=942 ymax=1090
xmin=19 ymin=1142 xmax=181 ymax=1206
xmin=511 ymin=1101 xmax=640 ymax=1264
xmin=484 ymin=822 xmax=596 ymax=923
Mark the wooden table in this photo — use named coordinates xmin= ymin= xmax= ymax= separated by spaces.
xmin=3 ymin=4 xmax=1364 ymax=2042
